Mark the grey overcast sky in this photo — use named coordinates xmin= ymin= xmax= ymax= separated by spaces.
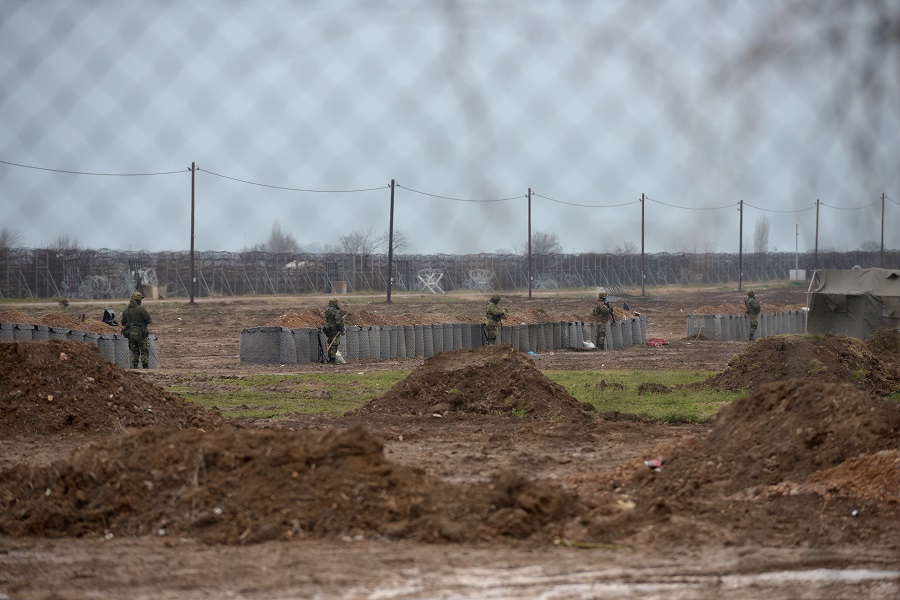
xmin=2 ymin=0 xmax=898 ymax=255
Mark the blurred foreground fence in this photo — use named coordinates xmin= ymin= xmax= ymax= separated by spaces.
xmin=1 ymin=248 xmax=897 ymax=300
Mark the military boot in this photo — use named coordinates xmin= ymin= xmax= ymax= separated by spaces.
xmin=132 ymin=363 xmax=139 ymax=369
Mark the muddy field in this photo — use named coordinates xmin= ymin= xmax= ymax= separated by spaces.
xmin=1 ymin=285 xmax=898 ymax=599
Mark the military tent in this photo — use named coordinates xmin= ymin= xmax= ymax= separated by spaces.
xmin=806 ymin=268 xmax=900 ymax=340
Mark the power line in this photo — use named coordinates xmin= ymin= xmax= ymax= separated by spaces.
xmin=743 ymin=202 xmax=816 ymax=213
xmin=645 ymin=196 xmax=734 ymax=211
xmin=820 ymin=199 xmax=882 ymax=211
xmin=397 ymin=184 xmax=522 ymax=202
xmin=200 ymin=168 xmax=388 ymax=193
xmin=532 ymin=192 xmax=638 ymax=208
xmin=0 ymin=159 xmax=184 ymax=177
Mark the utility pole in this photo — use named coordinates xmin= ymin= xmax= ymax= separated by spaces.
xmin=640 ymin=193 xmax=645 ymax=297
xmin=881 ymin=192 xmax=885 ymax=268
xmin=386 ymin=179 xmax=395 ymax=303
xmin=189 ymin=162 xmax=196 ymax=305
xmin=814 ymin=199 xmax=820 ymax=272
xmin=527 ymin=187 xmax=532 ymax=299
xmin=738 ymin=200 xmax=743 ymax=292
xmin=795 ymin=221 xmax=799 ymax=273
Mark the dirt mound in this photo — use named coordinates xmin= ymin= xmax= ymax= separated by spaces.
xmin=0 ymin=340 xmax=222 ymax=437
xmin=351 ymin=344 xmax=593 ymax=421
xmin=266 ymin=308 xmax=325 ymax=328
xmin=689 ymin=303 xmax=806 ymax=316
xmin=583 ymin=380 xmax=900 ymax=548
xmin=702 ymin=334 xmax=900 ymax=396
xmin=0 ymin=425 xmax=578 ymax=544
xmin=0 ymin=310 xmax=118 ymax=335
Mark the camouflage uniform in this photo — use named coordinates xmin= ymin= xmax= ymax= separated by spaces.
xmin=121 ymin=292 xmax=152 ymax=368
xmin=323 ymin=299 xmax=346 ymax=362
xmin=483 ymin=294 xmax=507 ymax=345
xmin=745 ymin=290 xmax=761 ymax=340
xmin=592 ymin=292 xmax=613 ymax=349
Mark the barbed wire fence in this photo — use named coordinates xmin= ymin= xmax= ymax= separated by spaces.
xmin=1 ymin=243 xmax=897 ymax=301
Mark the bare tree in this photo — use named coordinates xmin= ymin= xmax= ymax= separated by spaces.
xmin=242 ymin=222 xmax=300 ymax=253
xmin=340 ymin=226 xmax=377 ymax=254
xmin=377 ymin=229 xmax=411 ymax=254
xmin=0 ymin=227 xmax=23 ymax=249
xmin=753 ymin=216 xmax=770 ymax=254
xmin=267 ymin=222 xmax=301 ymax=254
xmin=613 ymin=241 xmax=638 ymax=254
xmin=522 ymin=230 xmax=562 ymax=255
xmin=699 ymin=236 xmax=718 ymax=254
xmin=858 ymin=240 xmax=880 ymax=252
xmin=47 ymin=233 xmax=80 ymax=252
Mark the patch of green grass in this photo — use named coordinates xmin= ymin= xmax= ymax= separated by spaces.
xmin=545 ymin=370 xmax=745 ymax=423
xmin=163 ymin=369 xmax=744 ymax=423
xmin=164 ymin=371 xmax=408 ymax=418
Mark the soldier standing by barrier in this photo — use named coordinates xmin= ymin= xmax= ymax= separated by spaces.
xmin=323 ymin=299 xmax=346 ymax=363
xmin=745 ymin=289 xmax=761 ymax=340
xmin=483 ymin=294 xmax=507 ymax=345
xmin=121 ymin=292 xmax=152 ymax=368
xmin=592 ymin=289 xmax=613 ymax=349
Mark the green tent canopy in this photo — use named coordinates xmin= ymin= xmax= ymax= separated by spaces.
xmin=807 ymin=268 xmax=900 ymax=340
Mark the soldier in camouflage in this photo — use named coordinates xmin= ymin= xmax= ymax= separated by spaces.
xmin=483 ymin=294 xmax=507 ymax=345
xmin=592 ymin=289 xmax=613 ymax=349
xmin=121 ymin=292 xmax=152 ymax=368
xmin=323 ymin=299 xmax=346 ymax=363
xmin=745 ymin=289 xmax=761 ymax=341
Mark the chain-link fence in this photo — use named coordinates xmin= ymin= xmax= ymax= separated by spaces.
xmin=1 ymin=2 xmax=898 ymax=260
xmin=2 ymin=247 xmax=897 ymax=300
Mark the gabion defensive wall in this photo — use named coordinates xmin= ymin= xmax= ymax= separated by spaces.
xmin=239 ymin=317 xmax=647 ymax=364
xmin=0 ymin=321 xmax=159 ymax=369
xmin=686 ymin=311 xmax=807 ymax=341
xmin=2 ymin=248 xmax=896 ymax=299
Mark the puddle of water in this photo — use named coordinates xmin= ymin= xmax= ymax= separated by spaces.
xmin=361 ymin=566 xmax=900 ymax=600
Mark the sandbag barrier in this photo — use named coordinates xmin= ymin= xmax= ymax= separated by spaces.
xmin=239 ymin=316 xmax=648 ymax=364
xmin=0 ymin=321 xmax=159 ymax=368
xmin=685 ymin=311 xmax=807 ymax=341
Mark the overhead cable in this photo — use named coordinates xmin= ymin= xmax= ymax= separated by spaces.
xmin=397 ymin=184 xmax=522 ymax=202
xmin=200 ymin=168 xmax=388 ymax=193
xmin=645 ymin=196 xmax=734 ymax=211
xmin=743 ymin=202 xmax=815 ymax=213
xmin=820 ymin=199 xmax=882 ymax=211
xmin=532 ymin=192 xmax=638 ymax=208
xmin=0 ymin=159 xmax=184 ymax=177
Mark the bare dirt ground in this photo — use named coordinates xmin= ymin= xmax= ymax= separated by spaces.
xmin=1 ymin=284 xmax=898 ymax=599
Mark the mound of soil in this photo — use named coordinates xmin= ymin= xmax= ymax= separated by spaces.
xmin=583 ymin=380 xmax=900 ymax=548
xmin=702 ymin=334 xmax=900 ymax=396
xmin=689 ymin=303 xmax=806 ymax=316
xmin=0 ymin=340 xmax=222 ymax=437
xmin=351 ymin=344 xmax=593 ymax=421
xmin=0 ymin=425 xmax=578 ymax=545
xmin=0 ymin=310 xmax=118 ymax=335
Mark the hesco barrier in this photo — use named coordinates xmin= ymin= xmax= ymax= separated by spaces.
xmin=239 ymin=317 xmax=648 ymax=364
xmin=0 ymin=321 xmax=159 ymax=369
xmin=686 ymin=311 xmax=807 ymax=341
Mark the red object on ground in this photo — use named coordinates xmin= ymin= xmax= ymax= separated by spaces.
xmin=646 ymin=338 xmax=668 ymax=347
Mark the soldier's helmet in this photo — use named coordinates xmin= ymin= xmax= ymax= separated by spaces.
xmin=597 ymin=287 xmax=607 ymax=299
xmin=747 ymin=290 xmax=755 ymax=297
xmin=328 ymin=299 xmax=340 ymax=308
xmin=490 ymin=294 xmax=501 ymax=303
xmin=131 ymin=292 xmax=144 ymax=302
